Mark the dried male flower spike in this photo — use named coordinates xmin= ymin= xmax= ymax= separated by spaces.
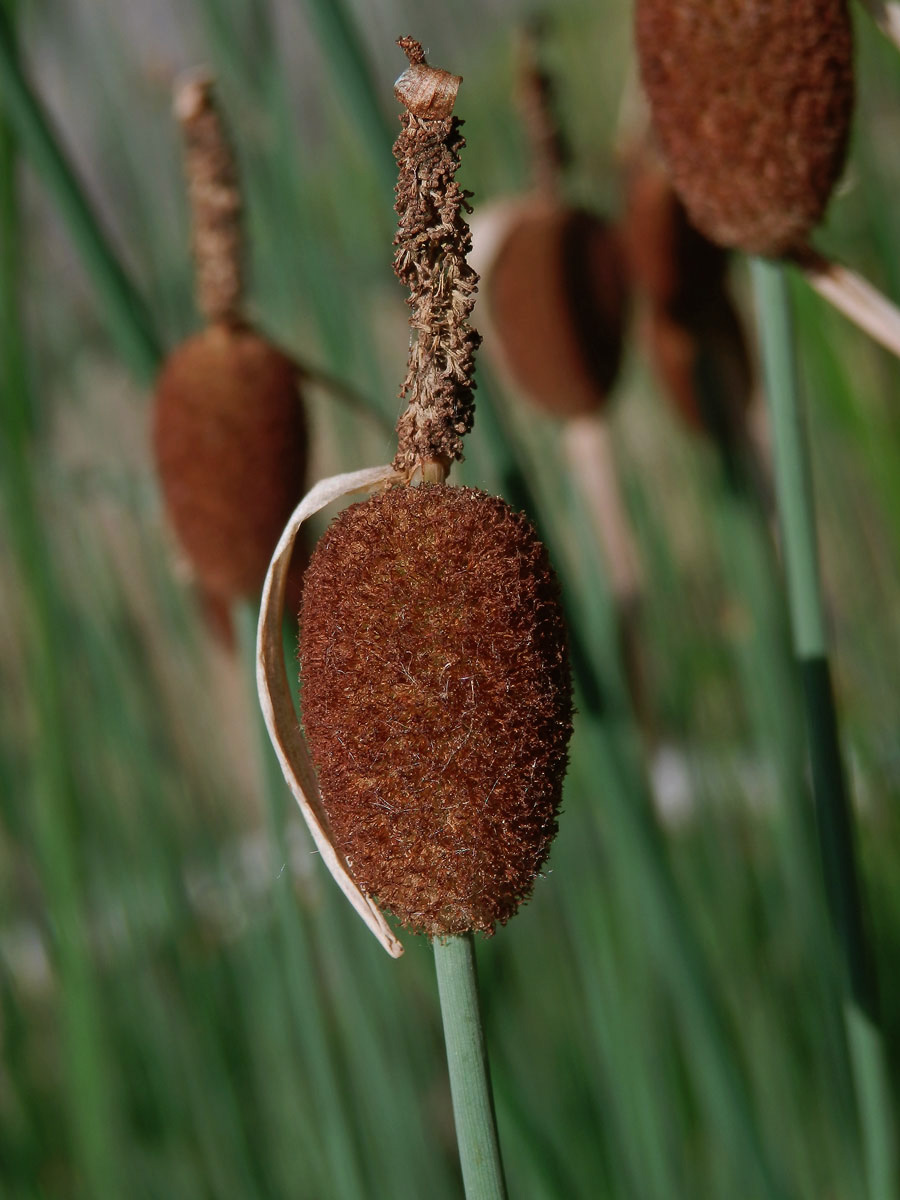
xmin=392 ymin=37 xmax=480 ymax=478
xmin=153 ymin=74 xmax=307 ymax=605
xmin=635 ymin=0 xmax=855 ymax=257
xmin=299 ymin=484 xmax=573 ymax=937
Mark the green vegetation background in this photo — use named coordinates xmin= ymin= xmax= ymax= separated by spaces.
xmin=2 ymin=1 xmax=900 ymax=1196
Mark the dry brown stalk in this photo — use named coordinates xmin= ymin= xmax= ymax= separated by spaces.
xmin=392 ymin=37 xmax=481 ymax=480
xmin=175 ymin=72 xmax=243 ymax=326
xmin=516 ymin=22 xmax=566 ymax=201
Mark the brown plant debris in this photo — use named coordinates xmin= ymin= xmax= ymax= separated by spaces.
xmin=154 ymin=324 xmax=307 ymax=599
xmin=516 ymin=21 xmax=567 ymax=199
xmin=175 ymin=73 xmax=244 ymax=325
xmin=635 ymin=0 xmax=854 ymax=256
xmin=299 ymin=484 xmax=573 ymax=937
xmin=391 ymin=38 xmax=481 ymax=477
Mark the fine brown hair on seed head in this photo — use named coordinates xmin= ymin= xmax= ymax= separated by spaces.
xmin=635 ymin=0 xmax=854 ymax=257
xmin=298 ymin=483 xmax=573 ymax=938
xmin=485 ymin=205 xmax=629 ymax=418
xmin=153 ymin=324 xmax=308 ymax=599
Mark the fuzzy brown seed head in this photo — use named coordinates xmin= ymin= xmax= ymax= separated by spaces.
xmin=622 ymin=151 xmax=728 ymax=317
xmin=484 ymin=204 xmax=629 ymax=418
xmin=299 ymin=484 xmax=573 ymax=938
xmin=153 ymin=323 xmax=307 ymax=599
xmin=636 ymin=0 xmax=854 ymax=257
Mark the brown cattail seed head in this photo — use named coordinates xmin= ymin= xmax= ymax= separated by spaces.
xmin=299 ymin=484 xmax=573 ymax=938
xmin=153 ymin=323 xmax=307 ymax=599
xmin=481 ymin=204 xmax=629 ymax=418
xmin=635 ymin=0 xmax=854 ymax=257
xmin=622 ymin=150 xmax=727 ymax=317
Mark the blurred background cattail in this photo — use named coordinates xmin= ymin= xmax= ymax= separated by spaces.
xmin=153 ymin=76 xmax=309 ymax=639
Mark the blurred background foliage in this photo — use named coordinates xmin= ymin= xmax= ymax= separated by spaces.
xmin=2 ymin=0 xmax=900 ymax=1197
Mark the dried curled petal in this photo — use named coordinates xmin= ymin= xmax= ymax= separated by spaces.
xmin=299 ymin=484 xmax=573 ymax=937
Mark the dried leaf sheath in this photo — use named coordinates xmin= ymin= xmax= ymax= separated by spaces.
xmin=255 ymin=466 xmax=404 ymax=958
xmin=392 ymin=39 xmax=481 ymax=476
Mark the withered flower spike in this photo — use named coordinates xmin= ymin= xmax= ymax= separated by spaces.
xmin=175 ymin=71 xmax=243 ymax=326
xmin=516 ymin=22 xmax=566 ymax=200
xmin=392 ymin=38 xmax=480 ymax=479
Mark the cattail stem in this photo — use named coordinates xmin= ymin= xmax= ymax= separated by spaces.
xmin=792 ymin=246 xmax=900 ymax=362
xmin=433 ymin=935 xmax=508 ymax=1200
xmin=751 ymin=257 xmax=897 ymax=1200
xmin=0 ymin=6 xmax=161 ymax=383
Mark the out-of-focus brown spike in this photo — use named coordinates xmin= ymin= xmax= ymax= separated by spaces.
xmin=635 ymin=0 xmax=854 ymax=256
xmin=478 ymin=203 xmax=629 ymax=418
xmin=153 ymin=324 xmax=309 ymax=601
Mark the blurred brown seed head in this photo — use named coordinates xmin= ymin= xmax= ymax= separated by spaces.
xmin=482 ymin=204 xmax=630 ymax=418
xmin=622 ymin=150 xmax=728 ymax=316
xmin=636 ymin=0 xmax=854 ymax=256
xmin=153 ymin=323 xmax=308 ymax=600
xmin=299 ymin=483 xmax=573 ymax=938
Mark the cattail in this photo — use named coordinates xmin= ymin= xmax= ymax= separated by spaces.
xmin=153 ymin=74 xmax=307 ymax=605
xmin=622 ymin=149 xmax=754 ymax=443
xmin=471 ymin=27 xmax=648 ymax=737
xmin=299 ymin=484 xmax=571 ymax=936
xmin=635 ymin=0 xmax=854 ymax=258
xmin=621 ymin=147 xmax=727 ymax=318
xmin=479 ymin=203 xmax=629 ymax=418
xmin=472 ymin=28 xmax=629 ymax=418
xmin=154 ymin=323 xmax=308 ymax=598
xmin=256 ymin=39 xmax=573 ymax=952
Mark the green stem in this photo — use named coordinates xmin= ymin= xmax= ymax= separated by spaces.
xmin=751 ymin=256 xmax=896 ymax=1200
xmin=433 ymin=935 xmax=508 ymax=1200
xmin=0 ymin=6 xmax=161 ymax=383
